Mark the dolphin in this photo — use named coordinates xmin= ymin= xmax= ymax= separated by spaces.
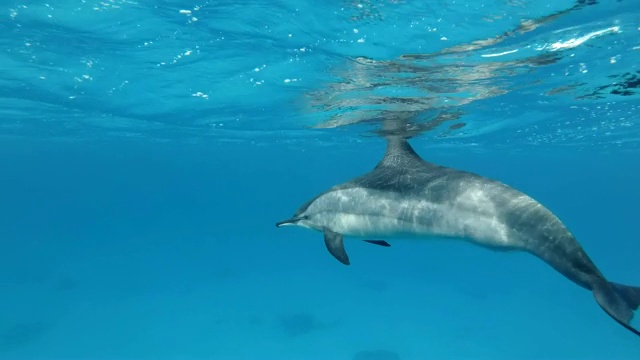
xmin=276 ymin=136 xmax=640 ymax=337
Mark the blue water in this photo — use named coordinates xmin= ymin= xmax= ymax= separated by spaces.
xmin=1 ymin=0 xmax=639 ymax=359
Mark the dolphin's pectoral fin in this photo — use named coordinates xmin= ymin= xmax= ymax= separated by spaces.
xmin=323 ymin=228 xmax=350 ymax=266
xmin=363 ymin=240 xmax=391 ymax=247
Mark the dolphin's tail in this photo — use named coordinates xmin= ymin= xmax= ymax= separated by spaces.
xmin=593 ymin=279 xmax=640 ymax=337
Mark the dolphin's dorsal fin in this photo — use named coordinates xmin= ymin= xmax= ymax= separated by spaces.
xmin=376 ymin=136 xmax=425 ymax=168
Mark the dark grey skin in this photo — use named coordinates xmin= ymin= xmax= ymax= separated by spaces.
xmin=277 ymin=136 xmax=640 ymax=337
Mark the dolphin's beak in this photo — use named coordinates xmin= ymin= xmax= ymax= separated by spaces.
xmin=275 ymin=217 xmax=301 ymax=227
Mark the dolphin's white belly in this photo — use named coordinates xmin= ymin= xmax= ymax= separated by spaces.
xmin=327 ymin=212 xmax=440 ymax=238
xmin=309 ymin=186 xmax=527 ymax=248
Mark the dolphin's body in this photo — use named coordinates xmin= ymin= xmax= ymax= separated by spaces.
xmin=276 ymin=137 xmax=640 ymax=337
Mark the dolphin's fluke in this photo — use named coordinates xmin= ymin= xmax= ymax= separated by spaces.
xmin=592 ymin=280 xmax=640 ymax=337
xmin=323 ymin=228 xmax=350 ymax=265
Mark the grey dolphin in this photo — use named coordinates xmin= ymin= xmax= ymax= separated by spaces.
xmin=276 ymin=136 xmax=640 ymax=337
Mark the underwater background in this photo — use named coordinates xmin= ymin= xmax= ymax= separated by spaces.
xmin=1 ymin=0 xmax=639 ymax=359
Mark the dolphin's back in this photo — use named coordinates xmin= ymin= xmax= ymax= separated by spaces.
xmin=329 ymin=141 xmax=591 ymax=260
